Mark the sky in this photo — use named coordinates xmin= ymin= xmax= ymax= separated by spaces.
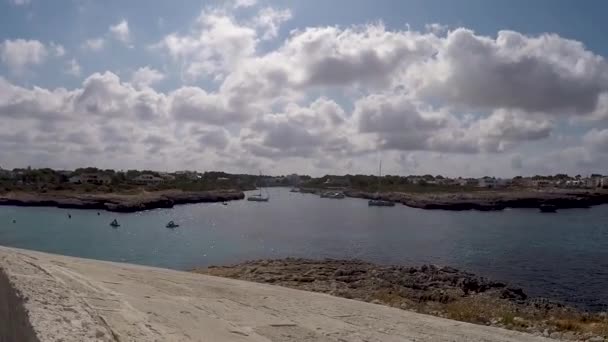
xmin=2 ymin=0 xmax=608 ymax=177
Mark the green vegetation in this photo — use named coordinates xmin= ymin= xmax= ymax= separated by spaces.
xmin=0 ymin=167 xmax=263 ymax=194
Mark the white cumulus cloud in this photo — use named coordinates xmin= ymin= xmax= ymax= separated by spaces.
xmin=83 ymin=38 xmax=105 ymax=51
xmin=109 ymin=19 xmax=131 ymax=44
xmin=0 ymin=39 xmax=48 ymax=72
xmin=66 ymin=59 xmax=81 ymax=77
xmin=131 ymin=66 xmax=165 ymax=87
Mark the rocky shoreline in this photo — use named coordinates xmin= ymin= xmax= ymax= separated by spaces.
xmin=0 ymin=189 xmax=244 ymax=212
xmin=200 ymin=259 xmax=608 ymax=341
xmin=341 ymin=189 xmax=608 ymax=211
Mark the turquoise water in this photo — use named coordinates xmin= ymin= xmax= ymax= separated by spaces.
xmin=0 ymin=187 xmax=607 ymax=311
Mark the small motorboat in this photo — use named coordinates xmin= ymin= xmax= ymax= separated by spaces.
xmin=110 ymin=219 xmax=120 ymax=228
xmin=166 ymin=220 xmax=179 ymax=228
xmin=222 ymin=202 xmax=228 ymax=206
xmin=321 ymin=191 xmax=345 ymax=199
xmin=539 ymin=204 xmax=557 ymax=213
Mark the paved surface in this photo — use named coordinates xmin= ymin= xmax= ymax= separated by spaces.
xmin=0 ymin=246 xmax=555 ymax=341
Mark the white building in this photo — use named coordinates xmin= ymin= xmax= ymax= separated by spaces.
xmin=133 ymin=174 xmax=163 ymax=185
xmin=69 ymin=173 xmax=111 ymax=185
xmin=158 ymin=172 xmax=176 ymax=181
xmin=175 ymin=171 xmax=201 ymax=180
xmin=532 ymin=180 xmax=552 ymax=187
xmin=478 ymin=177 xmax=498 ymax=188
xmin=0 ymin=168 xmax=14 ymax=179
xmin=458 ymin=178 xmax=478 ymax=186
xmin=496 ymin=178 xmax=512 ymax=187
xmin=285 ymin=174 xmax=301 ymax=185
xmin=408 ymin=177 xmax=425 ymax=185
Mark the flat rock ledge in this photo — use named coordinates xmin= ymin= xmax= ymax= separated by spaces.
xmin=0 ymin=189 xmax=244 ymax=213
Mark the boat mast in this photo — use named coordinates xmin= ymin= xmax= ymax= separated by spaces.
xmin=259 ymin=171 xmax=263 ymax=197
xmin=377 ymin=160 xmax=382 ymax=195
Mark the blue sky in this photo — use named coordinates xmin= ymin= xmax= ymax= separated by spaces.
xmin=1 ymin=0 xmax=608 ymax=176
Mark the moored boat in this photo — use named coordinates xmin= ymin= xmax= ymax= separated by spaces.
xmin=247 ymin=171 xmax=270 ymax=202
xmin=368 ymin=199 xmax=395 ymax=207
xmin=247 ymin=195 xmax=269 ymax=202
xmin=321 ymin=191 xmax=345 ymax=199
xmin=368 ymin=160 xmax=395 ymax=207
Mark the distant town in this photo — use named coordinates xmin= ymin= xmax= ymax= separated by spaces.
xmin=1 ymin=166 xmax=607 ymax=192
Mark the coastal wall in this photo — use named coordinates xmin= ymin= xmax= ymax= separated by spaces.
xmin=0 ymin=267 xmax=40 ymax=342
xmin=0 ymin=246 xmax=554 ymax=342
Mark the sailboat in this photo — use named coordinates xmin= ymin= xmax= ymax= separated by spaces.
xmin=247 ymin=172 xmax=269 ymax=202
xmin=368 ymin=160 xmax=395 ymax=207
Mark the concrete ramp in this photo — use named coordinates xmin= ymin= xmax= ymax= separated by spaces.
xmin=0 ymin=246 xmax=554 ymax=341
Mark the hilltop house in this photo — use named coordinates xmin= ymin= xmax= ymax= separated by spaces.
xmin=175 ymin=171 xmax=201 ymax=180
xmin=0 ymin=168 xmax=14 ymax=179
xmin=532 ymin=180 xmax=552 ymax=187
xmin=69 ymin=173 xmax=111 ymax=185
xmin=158 ymin=172 xmax=176 ymax=181
xmin=323 ymin=177 xmax=350 ymax=188
xmin=285 ymin=174 xmax=301 ymax=185
xmin=458 ymin=178 xmax=478 ymax=186
xmin=133 ymin=174 xmax=163 ymax=185
xmin=478 ymin=177 xmax=498 ymax=188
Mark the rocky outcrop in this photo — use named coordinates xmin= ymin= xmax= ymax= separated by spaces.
xmin=344 ymin=189 xmax=608 ymax=211
xmin=0 ymin=190 xmax=245 ymax=213
xmin=201 ymin=259 xmax=608 ymax=341
xmin=203 ymin=259 xmax=530 ymax=305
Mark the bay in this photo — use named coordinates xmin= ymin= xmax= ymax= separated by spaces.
xmin=0 ymin=187 xmax=606 ymax=311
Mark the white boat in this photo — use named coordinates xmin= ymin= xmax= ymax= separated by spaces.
xmin=368 ymin=199 xmax=395 ymax=206
xmin=368 ymin=160 xmax=395 ymax=207
xmin=247 ymin=195 xmax=269 ymax=202
xmin=247 ymin=171 xmax=270 ymax=202
xmin=321 ymin=191 xmax=345 ymax=199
